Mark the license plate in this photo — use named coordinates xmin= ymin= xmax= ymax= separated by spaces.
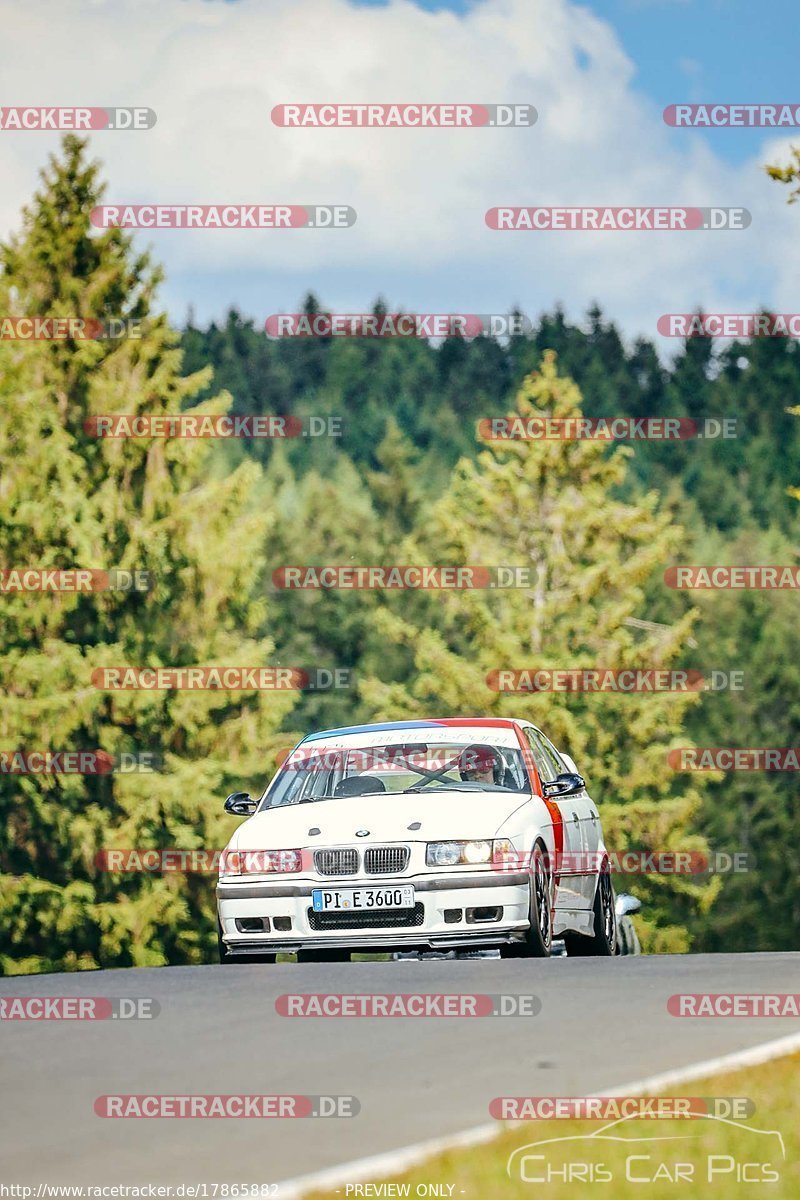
xmin=311 ymin=886 xmax=415 ymax=913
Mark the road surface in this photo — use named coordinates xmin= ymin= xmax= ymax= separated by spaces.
xmin=2 ymin=953 xmax=799 ymax=1187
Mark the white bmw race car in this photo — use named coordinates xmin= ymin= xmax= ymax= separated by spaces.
xmin=216 ymin=718 xmax=617 ymax=962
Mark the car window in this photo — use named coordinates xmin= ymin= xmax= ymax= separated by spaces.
xmin=525 ymin=728 xmax=567 ymax=783
xmin=524 ymin=728 xmax=555 ymax=783
xmin=538 ymin=730 xmax=569 ymax=776
xmin=262 ymin=740 xmax=531 ymax=807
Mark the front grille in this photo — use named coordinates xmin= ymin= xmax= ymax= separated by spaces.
xmin=308 ymin=903 xmax=425 ymax=931
xmin=314 ymin=848 xmax=359 ymax=876
xmin=364 ymin=845 xmax=410 ymax=875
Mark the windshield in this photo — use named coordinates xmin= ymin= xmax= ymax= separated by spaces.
xmin=261 ymin=739 xmax=530 ymax=808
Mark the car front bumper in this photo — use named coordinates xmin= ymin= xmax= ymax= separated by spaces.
xmin=217 ymin=870 xmax=531 ymax=955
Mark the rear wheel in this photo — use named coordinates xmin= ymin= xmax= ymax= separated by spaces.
xmin=500 ymin=845 xmax=552 ymax=959
xmin=563 ymin=868 xmax=617 ymax=957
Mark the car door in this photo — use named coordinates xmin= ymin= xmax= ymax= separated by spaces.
xmin=560 ymin=748 xmax=603 ymax=878
xmin=530 ymin=729 xmax=595 ymax=909
xmin=523 ymin=727 xmax=584 ymax=911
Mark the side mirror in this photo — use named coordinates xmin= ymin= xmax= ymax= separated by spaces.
xmin=224 ymin=792 xmax=257 ymax=816
xmin=616 ymin=893 xmax=642 ymax=917
xmin=542 ymin=772 xmax=585 ymax=798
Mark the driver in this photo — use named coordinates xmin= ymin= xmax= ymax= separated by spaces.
xmin=458 ymin=744 xmax=500 ymax=786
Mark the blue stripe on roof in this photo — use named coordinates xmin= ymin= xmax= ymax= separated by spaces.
xmin=301 ymin=720 xmax=447 ymax=742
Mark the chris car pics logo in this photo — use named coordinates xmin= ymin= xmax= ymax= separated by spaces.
xmin=506 ymin=1112 xmax=785 ymax=1184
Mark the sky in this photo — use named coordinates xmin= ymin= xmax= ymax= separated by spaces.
xmin=356 ymin=0 xmax=800 ymax=167
xmin=1 ymin=0 xmax=798 ymax=351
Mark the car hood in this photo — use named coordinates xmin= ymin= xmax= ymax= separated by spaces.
xmin=230 ymin=788 xmax=531 ymax=850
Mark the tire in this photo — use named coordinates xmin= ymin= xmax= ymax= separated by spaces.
xmin=500 ymin=844 xmax=552 ymax=959
xmin=616 ymin=914 xmax=641 ymax=956
xmin=218 ymin=922 xmax=276 ymax=964
xmin=563 ymin=868 xmax=617 ymax=957
xmin=297 ymin=948 xmax=351 ymax=963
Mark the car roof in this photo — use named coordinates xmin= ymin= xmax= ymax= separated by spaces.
xmin=300 ymin=717 xmax=529 ymax=743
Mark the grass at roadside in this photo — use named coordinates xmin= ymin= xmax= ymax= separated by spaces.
xmin=306 ymin=1051 xmax=800 ymax=1200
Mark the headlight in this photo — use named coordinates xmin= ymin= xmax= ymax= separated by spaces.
xmin=426 ymin=839 xmax=510 ymax=867
xmin=220 ymin=848 xmax=303 ymax=875
xmin=427 ymin=842 xmax=464 ymax=867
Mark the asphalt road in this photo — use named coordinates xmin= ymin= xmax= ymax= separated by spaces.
xmin=2 ymin=953 xmax=799 ymax=1188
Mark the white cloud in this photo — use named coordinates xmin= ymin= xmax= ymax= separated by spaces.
xmin=0 ymin=0 xmax=797 ymax=350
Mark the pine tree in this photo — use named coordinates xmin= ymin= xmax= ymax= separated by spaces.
xmin=260 ymin=420 xmax=430 ymax=732
xmin=682 ymin=529 xmax=800 ymax=951
xmin=364 ymin=417 xmax=425 ymax=539
xmin=262 ymin=448 xmax=385 ymax=732
xmin=0 ymin=137 xmax=296 ymax=974
xmin=360 ymin=353 xmax=717 ymax=949
xmin=766 ymin=146 xmax=800 ymax=505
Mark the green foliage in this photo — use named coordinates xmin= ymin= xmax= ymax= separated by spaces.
xmin=679 ymin=526 xmax=800 ymax=951
xmin=357 ymin=354 xmax=717 ymax=945
xmin=0 ymin=138 xmax=296 ymax=974
xmin=184 ymin=303 xmax=800 ymax=536
xmin=2 ymin=136 xmax=799 ymax=970
xmin=766 ymin=145 xmax=800 ymax=203
xmin=185 ymin=295 xmax=800 ymax=956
